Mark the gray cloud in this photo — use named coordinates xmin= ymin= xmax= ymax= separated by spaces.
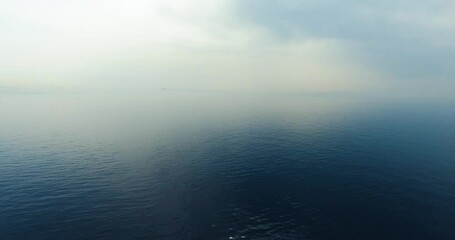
xmin=235 ymin=0 xmax=455 ymax=85
xmin=0 ymin=0 xmax=453 ymax=97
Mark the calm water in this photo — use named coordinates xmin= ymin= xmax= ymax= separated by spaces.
xmin=1 ymin=94 xmax=455 ymax=240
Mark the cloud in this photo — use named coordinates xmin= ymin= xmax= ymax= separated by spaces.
xmin=235 ymin=0 xmax=455 ymax=95
xmin=0 ymin=0 xmax=232 ymax=90
xmin=0 ymin=0 xmax=453 ymax=97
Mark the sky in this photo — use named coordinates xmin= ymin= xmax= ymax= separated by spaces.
xmin=0 ymin=0 xmax=454 ymax=97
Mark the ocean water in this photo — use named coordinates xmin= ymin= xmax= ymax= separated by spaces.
xmin=1 ymin=94 xmax=454 ymax=240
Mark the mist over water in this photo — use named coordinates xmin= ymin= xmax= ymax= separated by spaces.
xmin=1 ymin=94 xmax=454 ymax=239
xmin=1 ymin=0 xmax=454 ymax=238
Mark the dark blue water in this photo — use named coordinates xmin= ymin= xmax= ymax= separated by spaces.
xmin=1 ymin=94 xmax=455 ymax=239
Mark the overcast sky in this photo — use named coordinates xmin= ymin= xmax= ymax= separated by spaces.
xmin=0 ymin=0 xmax=454 ymax=97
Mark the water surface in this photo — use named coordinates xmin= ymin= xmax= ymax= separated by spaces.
xmin=1 ymin=94 xmax=454 ymax=239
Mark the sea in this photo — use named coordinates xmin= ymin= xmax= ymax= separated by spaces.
xmin=1 ymin=93 xmax=454 ymax=239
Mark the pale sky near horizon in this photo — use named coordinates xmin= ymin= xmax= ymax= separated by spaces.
xmin=0 ymin=0 xmax=454 ymax=97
